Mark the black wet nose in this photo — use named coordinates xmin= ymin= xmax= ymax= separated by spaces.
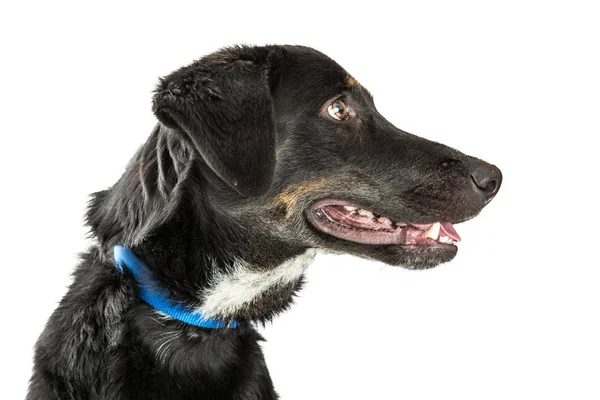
xmin=470 ymin=161 xmax=502 ymax=202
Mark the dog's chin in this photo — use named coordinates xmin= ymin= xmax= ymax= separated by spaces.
xmin=305 ymin=199 xmax=462 ymax=270
xmin=354 ymin=243 xmax=458 ymax=270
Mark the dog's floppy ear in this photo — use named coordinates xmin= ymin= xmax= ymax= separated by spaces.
xmin=152 ymin=45 xmax=285 ymax=197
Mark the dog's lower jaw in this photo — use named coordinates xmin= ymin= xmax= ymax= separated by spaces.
xmin=389 ymin=245 xmax=458 ymax=270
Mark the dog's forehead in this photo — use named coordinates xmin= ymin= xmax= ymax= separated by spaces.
xmin=278 ymin=46 xmax=354 ymax=102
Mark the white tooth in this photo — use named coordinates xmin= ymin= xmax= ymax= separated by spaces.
xmin=440 ymin=236 xmax=455 ymax=244
xmin=377 ymin=216 xmax=393 ymax=226
xmin=358 ymin=209 xmax=375 ymax=219
xmin=343 ymin=206 xmax=357 ymax=211
xmin=424 ymin=222 xmax=441 ymax=240
xmin=396 ymin=222 xmax=407 ymax=227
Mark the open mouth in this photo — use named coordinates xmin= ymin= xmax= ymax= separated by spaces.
xmin=306 ymin=200 xmax=461 ymax=249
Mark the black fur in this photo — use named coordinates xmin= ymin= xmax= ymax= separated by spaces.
xmin=28 ymin=45 xmax=502 ymax=399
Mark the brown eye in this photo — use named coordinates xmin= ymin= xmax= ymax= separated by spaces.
xmin=327 ymin=100 xmax=348 ymax=120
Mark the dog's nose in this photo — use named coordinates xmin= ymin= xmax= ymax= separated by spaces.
xmin=470 ymin=160 xmax=502 ymax=202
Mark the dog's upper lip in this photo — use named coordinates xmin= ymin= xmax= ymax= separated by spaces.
xmin=309 ymin=198 xmax=464 ymax=229
xmin=305 ymin=199 xmax=461 ymax=247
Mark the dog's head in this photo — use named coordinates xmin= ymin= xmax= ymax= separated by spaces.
xmin=151 ymin=45 xmax=501 ymax=270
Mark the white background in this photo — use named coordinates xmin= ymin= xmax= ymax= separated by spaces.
xmin=1 ymin=1 xmax=599 ymax=399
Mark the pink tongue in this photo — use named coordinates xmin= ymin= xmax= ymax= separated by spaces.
xmin=441 ymin=222 xmax=461 ymax=242
xmin=412 ymin=222 xmax=462 ymax=242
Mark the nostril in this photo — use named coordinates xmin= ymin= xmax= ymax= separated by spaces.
xmin=473 ymin=176 xmax=499 ymax=195
xmin=487 ymin=179 xmax=500 ymax=194
xmin=470 ymin=162 xmax=502 ymax=201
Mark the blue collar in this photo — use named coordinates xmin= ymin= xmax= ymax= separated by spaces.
xmin=113 ymin=245 xmax=238 ymax=329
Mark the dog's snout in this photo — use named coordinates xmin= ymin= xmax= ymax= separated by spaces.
xmin=469 ymin=160 xmax=502 ymax=202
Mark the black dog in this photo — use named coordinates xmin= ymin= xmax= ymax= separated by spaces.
xmin=28 ymin=45 xmax=502 ymax=399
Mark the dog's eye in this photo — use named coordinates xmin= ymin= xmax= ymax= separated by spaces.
xmin=327 ymin=100 xmax=348 ymax=120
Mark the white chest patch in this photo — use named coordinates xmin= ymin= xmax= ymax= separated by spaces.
xmin=197 ymin=249 xmax=316 ymax=319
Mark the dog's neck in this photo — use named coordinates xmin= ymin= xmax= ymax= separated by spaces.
xmin=87 ymin=124 xmax=313 ymax=323
xmin=131 ymin=236 xmax=315 ymax=323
